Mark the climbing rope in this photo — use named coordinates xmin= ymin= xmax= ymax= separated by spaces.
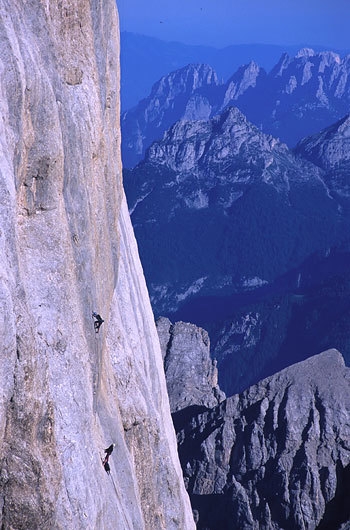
xmin=92 ymin=311 xmax=104 ymax=414
xmin=109 ymin=473 xmax=133 ymax=530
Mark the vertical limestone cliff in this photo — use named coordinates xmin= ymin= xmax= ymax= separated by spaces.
xmin=0 ymin=1 xmax=194 ymax=528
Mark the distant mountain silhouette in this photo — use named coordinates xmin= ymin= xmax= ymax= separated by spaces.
xmin=121 ymin=32 xmax=349 ymax=111
xmin=122 ymin=47 xmax=350 ymax=167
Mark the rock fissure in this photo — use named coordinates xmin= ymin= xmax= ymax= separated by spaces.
xmin=163 ymin=322 xmax=175 ymax=370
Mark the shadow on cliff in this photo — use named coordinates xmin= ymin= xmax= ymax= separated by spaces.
xmin=190 ymin=493 xmax=233 ymax=530
xmin=316 ymin=462 xmax=350 ymax=530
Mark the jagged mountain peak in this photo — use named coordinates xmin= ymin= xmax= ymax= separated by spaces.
xmin=154 ymin=104 xmax=256 ymax=144
xmin=146 ymin=105 xmax=285 ymax=174
xmin=225 ymin=60 xmax=264 ymax=87
xmin=222 ymin=61 xmax=265 ymax=106
xmin=295 ymin=47 xmax=316 ymax=58
xmin=121 ymin=62 xmax=221 ymax=167
xmin=227 ymin=59 xmax=262 ymax=78
xmin=271 ymin=47 xmax=344 ymax=80
xmin=318 ymin=49 xmax=342 ymax=65
xmin=151 ymin=62 xmax=219 ymax=97
xmin=270 ymin=51 xmax=292 ymax=76
xmin=124 ymin=103 xmax=344 ymax=324
xmin=215 ymin=103 xmax=249 ymax=124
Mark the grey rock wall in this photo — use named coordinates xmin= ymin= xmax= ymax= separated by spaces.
xmin=0 ymin=1 xmax=194 ymax=528
xmin=175 ymin=349 xmax=350 ymax=529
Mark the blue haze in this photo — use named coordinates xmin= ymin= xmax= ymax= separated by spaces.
xmin=117 ymin=0 xmax=350 ymax=50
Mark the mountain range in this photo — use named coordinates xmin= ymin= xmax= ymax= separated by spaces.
xmin=122 ymin=48 xmax=350 ymax=167
xmin=120 ymin=32 xmax=350 ymax=112
xmin=124 ymin=107 xmax=350 ymax=395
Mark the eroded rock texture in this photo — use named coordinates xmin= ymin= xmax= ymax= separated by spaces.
xmin=156 ymin=318 xmax=225 ymax=412
xmin=0 ymin=1 xmax=194 ymax=528
xmin=174 ymin=349 xmax=350 ymax=530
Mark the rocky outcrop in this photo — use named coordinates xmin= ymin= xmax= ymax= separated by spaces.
xmin=0 ymin=1 xmax=194 ymax=528
xmin=174 ymin=349 xmax=350 ymax=529
xmin=156 ymin=318 xmax=225 ymax=412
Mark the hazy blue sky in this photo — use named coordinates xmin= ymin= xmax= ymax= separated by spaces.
xmin=117 ymin=0 xmax=350 ymax=50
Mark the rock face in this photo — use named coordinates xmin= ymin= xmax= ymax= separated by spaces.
xmin=174 ymin=349 xmax=350 ymax=529
xmin=121 ymin=48 xmax=350 ymax=167
xmin=0 ymin=2 xmax=194 ymax=529
xmin=156 ymin=318 xmax=225 ymax=412
xmin=122 ymin=63 xmax=219 ymax=167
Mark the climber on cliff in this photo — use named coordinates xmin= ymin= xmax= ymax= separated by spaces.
xmin=92 ymin=311 xmax=104 ymax=333
xmin=102 ymin=443 xmax=115 ymax=473
xmin=103 ymin=461 xmax=111 ymax=475
xmin=104 ymin=443 xmax=115 ymax=458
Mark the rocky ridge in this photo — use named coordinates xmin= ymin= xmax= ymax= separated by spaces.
xmin=0 ymin=1 xmax=194 ymax=528
xmin=173 ymin=349 xmax=350 ymax=529
xmin=120 ymin=32 xmax=324 ymax=110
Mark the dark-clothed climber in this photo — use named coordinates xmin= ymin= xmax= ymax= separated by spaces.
xmin=102 ymin=443 xmax=115 ymax=473
xmin=104 ymin=444 xmax=115 ymax=457
xmin=92 ymin=311 xmax=104 ymax=333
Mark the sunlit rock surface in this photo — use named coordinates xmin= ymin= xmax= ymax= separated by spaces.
xmin=0 ymin=1 xmax=194 ymax=528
